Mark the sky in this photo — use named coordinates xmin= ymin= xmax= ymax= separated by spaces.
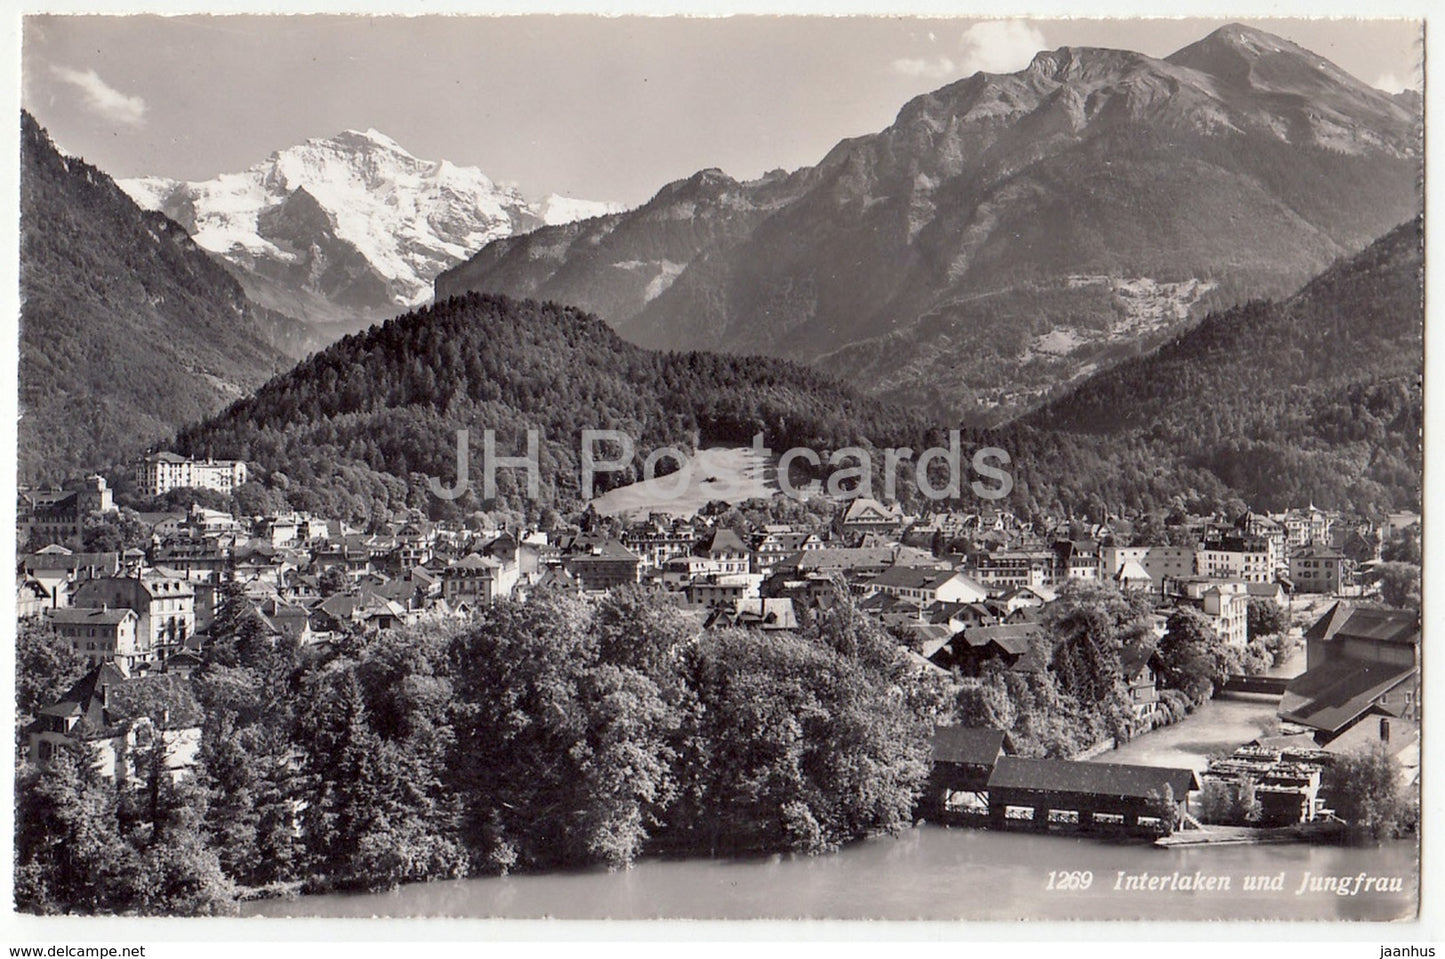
xmin=20 ymin=14 xmax=1425 ymax=207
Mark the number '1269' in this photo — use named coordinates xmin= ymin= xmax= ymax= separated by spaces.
xmin=1046 ymin=870 xmax=1093 ymax=890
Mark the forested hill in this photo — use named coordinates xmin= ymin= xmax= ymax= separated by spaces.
xmin=18 ymin=111 xmax=303 ymax=482
xmin=1022 ymin=216 xmax=1422 ymax=512
xmin=174 ymin=293 xmax=926 ymax=523
xmin=172 ymin=219 xmax=1421 ymax=525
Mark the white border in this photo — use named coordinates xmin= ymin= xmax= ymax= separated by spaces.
xmin=0 ymin=1 xmax=1437 ymax=948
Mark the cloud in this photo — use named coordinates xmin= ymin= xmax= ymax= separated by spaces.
xmin=891 ymin=56 xmax=958 ymax=79
xmin=957 ymin=21 xmax=1047 ymax=76
xmin=50 ymin=65 xmax=147 ymax=127
xmin=891 ymin=20 xmax=1046 ymax=82
xmin=1373 ymin=72 xmax=1419 ymax=94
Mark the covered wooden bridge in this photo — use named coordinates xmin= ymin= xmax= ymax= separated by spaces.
xmin=925 ymin=726 xmax=1200 ymax=837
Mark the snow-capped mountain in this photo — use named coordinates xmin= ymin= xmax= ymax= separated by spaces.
xmin=118 ymin=129 xmax=622 ymax=325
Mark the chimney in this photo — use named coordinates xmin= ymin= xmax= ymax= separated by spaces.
xmin=1380 ymin=717 xmax=1391 ymax=743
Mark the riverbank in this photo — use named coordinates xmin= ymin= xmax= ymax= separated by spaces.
xmin=1156 ymin=821 xmax=1344 ymax=847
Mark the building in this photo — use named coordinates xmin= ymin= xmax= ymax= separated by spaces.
xmin=1201 ymin=744 xmax=1328 ymax=826
xmin=704 ymin=597 xmax=800 ymax=631
xmin=20 ymin=476 xmax=117 ymax=546
xmin=564 ymin=540 xmax=642 ymax=592
xmin=1236 ymin=512 xmax=1287 ymax=570
xmin=1246 ymin=581 xmax=1289 ymax=609
xmin=135 ymin=452 xmax=249 ymax=497
xmin=924 ymin=726 xmax=1197 ymax=835
xmin=149 ymin=537 xmax=230 ymax=583
xmin=1100 ymin=545 xmax=1196 ymax=594
xmin=26 ymin=663 xmax=202 ymax=782
xmin=621 ymin=519 xmax=697 ymax=569
xmin=685 ymin=573 xmax=763 ymax=609
xmin=983 ymin=756 xmax=1197 ymax=834
xmin=771 ymin=546 xmax=940 ymax=580
xmin=46 ymin=607 xmax=146 ymax=670
xmin=930 ymin=623 xmax=1049 ymax=675
xmin=71 ymin=573 xmax=196 ymax=662
xmin=1275 ymin=506 xmax=1334 ymax=549
xmin=1052 ymin=540 xmax=1101 ymax=582
xmin=1198 ymin=582 xmax=1250 ymax=647
xmin=1289 ymin=544 xmax=1347 ymax=594
xmin=17 ymin=576 xmax=51 ymax=619
xmin=750 ymin=530 xmax=824 ymax=575
xmin=997 ymin=585 xmax=1057 ymax=614
xmin=1281 ymin=604 xmax=1420 ymax=743
xmin=969 ymin=549 xmax=1056 ymax=591
xmin=1119 ymin=637 xmax=1161 ymax=722
xmin=835 ymin=498 xmax=907 ymax=539
xmin=441 ymin=553 xmax=518 ymax=608
xmin=1113 ymin=560 xmax=1153 ymax=592
xmin=926 ymin=726 xmax=1007 ymax=812
xmin=869 ymin=566 xmax=988 ymax=606
xmin=1197 ymin=535 xmax=1275 ymax=584
xmin=19 ymin=546 xmax=121 ymax=610
xmin=694 ymin=528 xmax=751 ymax=575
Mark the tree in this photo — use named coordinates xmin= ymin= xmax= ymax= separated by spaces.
xmin=1156 ymin=608 xmax=1238 ymax=704
xmin=444 ymin=595 xmax=675 ymax=873
xmin=1232 ymin=777 xmax=1261 ymax=824
xmin=16 ymin=618 xmax=86 ymax=731
xmin=1042 ymin=581 xmax=1151 ymax=705
xmin=666 ymin=627 xmax=930 ymax=856
xmin=201 ymin=582 xmax=274 ymax=669
xmin=1381 ymin=527 xmax=1420 ymax=565
xmin=318 ymin=565 xmax=349 ymax=599
xmin=1246 ymin=599 xmax=1289 ymax=641
xmin=15 ymin=745 xmax=143 ymax=914
xmin=1324 ymin=744 xmax=1410 ymax=840
xmin=80 ymin=508 xmax=151 ymax=553
xmin=231 ymin=480 xmax=286 ymax=518
xmin=1198 ymin=779 xmax=1234 ymax=824
xmin=1143 ymin=784 xmax=1177 ymax=836
xmin=1373 ymin=562 xmax=1421 ymax=611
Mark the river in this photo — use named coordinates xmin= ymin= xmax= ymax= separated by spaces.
xmin=241 ymin=826 xmax=1417 ymax=921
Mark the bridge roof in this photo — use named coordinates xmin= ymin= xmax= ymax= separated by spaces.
xmin=987 ymin=757 xmax=1198 ymax=800
xmin=930 ymin=726 xmax=1005 ymax=767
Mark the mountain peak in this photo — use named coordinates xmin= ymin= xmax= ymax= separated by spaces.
xmin=334 ymin=127 xmax=411 ymax=153
xmin=118 ymin=128 xmax=621 ymax=319
xmin=1025 ymin=45 xmax=1155 ymax=82
xmin=1167 ymin=22 xmax=1347 ymax=85
xmin=1206 ymin=22 xmax=1289 ymax=47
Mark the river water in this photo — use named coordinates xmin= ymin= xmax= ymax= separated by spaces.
xmin=241 ymin=825 xmax=1417 ymax=921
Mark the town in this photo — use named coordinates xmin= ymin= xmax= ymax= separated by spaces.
xmin=17 ymin=450 xmax=1421 ymax=863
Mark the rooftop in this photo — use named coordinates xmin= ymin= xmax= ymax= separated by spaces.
xmin=931 ymin=726 xmax=1006 ymax=766
xmin=987 ymin=756 xmax=1199 ymax=800
xmin=1280 ymin=657 xmax=1416 ymax=734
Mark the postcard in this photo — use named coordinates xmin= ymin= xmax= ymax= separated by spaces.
xmin=8 ymin=10 xmax=1425 ymax=930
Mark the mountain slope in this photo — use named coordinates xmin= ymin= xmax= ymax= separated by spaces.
xmin=18 ymin=110 xmax=299 ymax=483
xmin=119 ymin=130 xmax=622 ymax=334
xmin=1020 ymin=215 xmax=1423 ymax=512
xmin=173 ymin=293 xmax=924 ymax=525
xmin=439 ymin=24 xmax=1420 ymax=423
xmin=436 ymin=166 xmax=817 ymax=334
